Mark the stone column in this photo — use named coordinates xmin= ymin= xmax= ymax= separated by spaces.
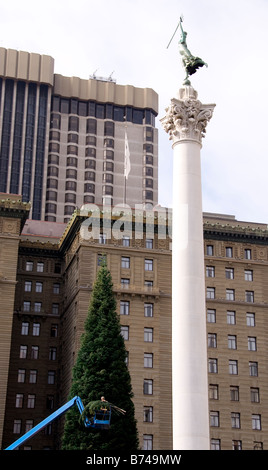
xmin=161 ymin=85 xmax=215 ymax=450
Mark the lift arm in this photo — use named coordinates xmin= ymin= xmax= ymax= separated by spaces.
xmin=5 ymin=395 xmax=88 ymax=450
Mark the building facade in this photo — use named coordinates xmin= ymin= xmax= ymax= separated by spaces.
xmin=1 ymin=199 xmax=268 ymax=451
xmin=0 ymin=48 xmax=158 ymax=222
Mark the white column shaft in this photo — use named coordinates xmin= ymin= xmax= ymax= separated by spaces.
xmin=172 ymin=139 xmax=209 ymax=450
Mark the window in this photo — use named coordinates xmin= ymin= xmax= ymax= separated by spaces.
xmin=248 ymin=337 xmax=257 ymax=351
xmin=24 ymin=281 xmax=32 ymax=292
xmin=210 ymin=411 xmax=219 ymax=427
xmin=245 ymin=249 xmax=252 ymax=260
xmin=20 ymin=345 xmax=27 ymax=358
xmin=49 ymin=347 xmax=57 ymax=360
xmin=225 ymin=268 xmax=234 ymax=279
xmin=232 ymin=440 xmax=242 ymax=450
xmin=206 ymin=287 xmax=215 ymax=299
xmin=246 ymin=312 xmax=255 ymax=327
xmin=121 ymin=326 xmax=129 ymax=340
xmin=209 ymin=384 xmax=218 ymax=400
xmin=29 ymin=370 xmax=37 ymax=384
xmin=245 ymin=270 xmax=253 ymax=281
xmin=18 ymin=369 xmax=26 ymax=383
xmin=211 ymin=439 xmax=220 ymax=450
xmin=143 ymin=379 xmax=153 ymax=395
xmin=52 ymin=303 xmax=59 ymax=315
xmin=231 ymin=412 xmax=240 ymax=428
xmin=207 ymin=309 xmax=216 ymax=323
xmin=230 ymin=386 xmax=239 ymax=401
xmin=27 ymin=394 xmax=36 ymax=408
xmin=122 ymin=236 xmax=130 ymax=247
xmin=37 ymin=262 xmax=44 ymax=273
xmin=145 ymin=259 xmax=153 ymax=271
xmin=31 ymin=346 xmax=39 ymax=359
xmin=13 ymin=419 xmax=23 ymax=435
xmin=145 ymin=280 xmax=153 ymax=291
xmin=51 ymin=324 xmax=58 ymax=337
xmin=15 ymin=394 xmax=23 ymax=408
xmin=146 ymin=238 xmax=153 ymax=249
xmin=245 ymin=291 xmax=254 ymax=303
xmin=23 ymin=301 xmax=31 ymax=312
xmin=144 ymin=353 xmax=153 ymax=368
xmin=26 ymin=261 xmax=33 ymax=271
xmin=208 ymin=358 xmax=218 ymax=374
xmin=99 ymin=233 xmax=106 ymax=244
xmin=228 ymin=335 xmax=237 ymax=349
xmin=33 ymin=323 xmax=40 ymax=336
xmin=21 ymin=322 xmax=29 ymax=335
xmin=120 ymin=301 xmax=130 ymax=315
xmin=143 ymin=435 xmax=153 ymax=451
xmin=226 ymin=247 xmax=233 ymax=257
xmin=53 ymin=283 xmax=60 ymax=294
xmin=121 ymin=278 xmax=130 ymax=288
xmin=48 ymin=371 xmax=56 ymax=385
xmin=206 ymin=245 xmax=214 ymax=256
xmin=206 ymin=266 xmax=215 ymax=278
xmin=229 ymin=360 xmax=238 ymax=375
xmin=252 ymin=414 xmax=261 ymax=430
xmin=34 ymin=302 xmax=42 ymax=313
xmin=144 ymin=303 xmax=153 ymax=317
xmin=25 ymin=420 xmax=34 ymax=432
xmin=251 ymin=387 xmax=260 ymax=403
xmin=144 ymin=406 xmax=153 ymax=423
xmin=249 ymin=361 xmax=258 ymax=377
xmin=208 ymin=333 xmax=217 ymax=348
xmin=47 ymin=395 xmax=55 ymax=410
xmin=121 ymin=256 xmax=130 ymax=269
xmin=227 ymin=310 xmax=236 ymax=325
xmin=144 ymin=328 xmax=153 ymax=342
xmin=226 ymin=289 xmax=235 ymax=301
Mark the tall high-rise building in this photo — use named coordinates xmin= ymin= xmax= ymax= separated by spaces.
xmin=0 ymin=48 xmax=158 ymax=222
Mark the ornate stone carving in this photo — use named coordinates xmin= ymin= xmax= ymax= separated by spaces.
xmin=161 ymin=85 xmax=215 ymax=145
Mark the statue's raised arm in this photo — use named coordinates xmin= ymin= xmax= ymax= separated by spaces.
xmin=177 ymin=17 xmax=207 ymax=85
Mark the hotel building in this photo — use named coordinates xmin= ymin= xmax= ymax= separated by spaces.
xmin=0 ymin=48 xmax=158 ymax=222
xmin=1 ymin=196 xmax=268 ymax=450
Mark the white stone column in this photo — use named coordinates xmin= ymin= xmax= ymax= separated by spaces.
xmin=161 ymin=85 xmax=215 ymax=450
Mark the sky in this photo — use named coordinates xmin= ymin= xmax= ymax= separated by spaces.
xmin=1 ymin=0 xmax=268 ymax=224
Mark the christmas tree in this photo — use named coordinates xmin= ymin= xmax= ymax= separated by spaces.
xmin=61 ymin=265 xmax=139 ymax=450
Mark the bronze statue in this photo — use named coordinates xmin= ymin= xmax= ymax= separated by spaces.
xmin=168 ymin=17 xmax=207 ymax=85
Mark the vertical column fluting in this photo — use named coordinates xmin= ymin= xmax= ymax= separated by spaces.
xmin=161 ymin=85 xmax=215 ymax=450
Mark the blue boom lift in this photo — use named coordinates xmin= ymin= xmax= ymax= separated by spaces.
xmin=5 ymin=396 xmax=112 ymax=450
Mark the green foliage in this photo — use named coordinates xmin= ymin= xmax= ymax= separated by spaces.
xmin=61 ymin=266 xmax=139 ymax=451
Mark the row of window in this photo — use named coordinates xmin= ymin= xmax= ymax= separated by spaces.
xmin=207 ymin=287 xmax=255 ymax=302
xmin=209 ymin=384 xmax=260 ymax=402
xmin=209 ymin=359 xmax=259 ymax=376
xmin=51 ymin=97 xmax=156 ymax=126
xmin=210 ymin=411 xmax=262 ymax=431
xmin=206 ymin=245 xmax=252 ymax=259
xmin=120 ymin=301 xmax=154 ymax=317
xmin=211 ymin=439 xmax=263 ymax=450
xmin=24 ymin=261 xmax=61 ymax=274
xmin=121 ymin=256 xmax=153 ymax=270
xmin=17 ymin=363 xmax=56 ymax=383
xmin=20 ymin=323 xmax=58 ymax=337
xmin=206 ymin=266 xmax=254 ymax=281
xmin=208 ymin=333 xmax=257 ymax=351
xmin=207 ymin=309 xmax=256 ymax=326
xmin=22 ymin=302 xmax=59 ymax=314
xmin=24 ymin=281 xmax=60 ymax=294
xmin=19 ymin=345 xmax=53 ymax=361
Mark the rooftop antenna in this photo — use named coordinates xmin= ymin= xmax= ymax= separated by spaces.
xmin=166 ymin=15 xmax=183 ymax=49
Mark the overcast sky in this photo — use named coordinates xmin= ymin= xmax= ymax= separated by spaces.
xmin=1 ymin=0 xmax=268 ymax=224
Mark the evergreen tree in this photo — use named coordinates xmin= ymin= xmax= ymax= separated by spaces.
xmin=61 ymin=265 xmax=139 ymax=451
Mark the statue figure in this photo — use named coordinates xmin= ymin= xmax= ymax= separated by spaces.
xmin=168 ymin=17 xmax=207 ymax=85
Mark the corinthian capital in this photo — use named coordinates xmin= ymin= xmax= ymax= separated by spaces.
xmin=161 ymin=86 xmax=215 ymax=145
